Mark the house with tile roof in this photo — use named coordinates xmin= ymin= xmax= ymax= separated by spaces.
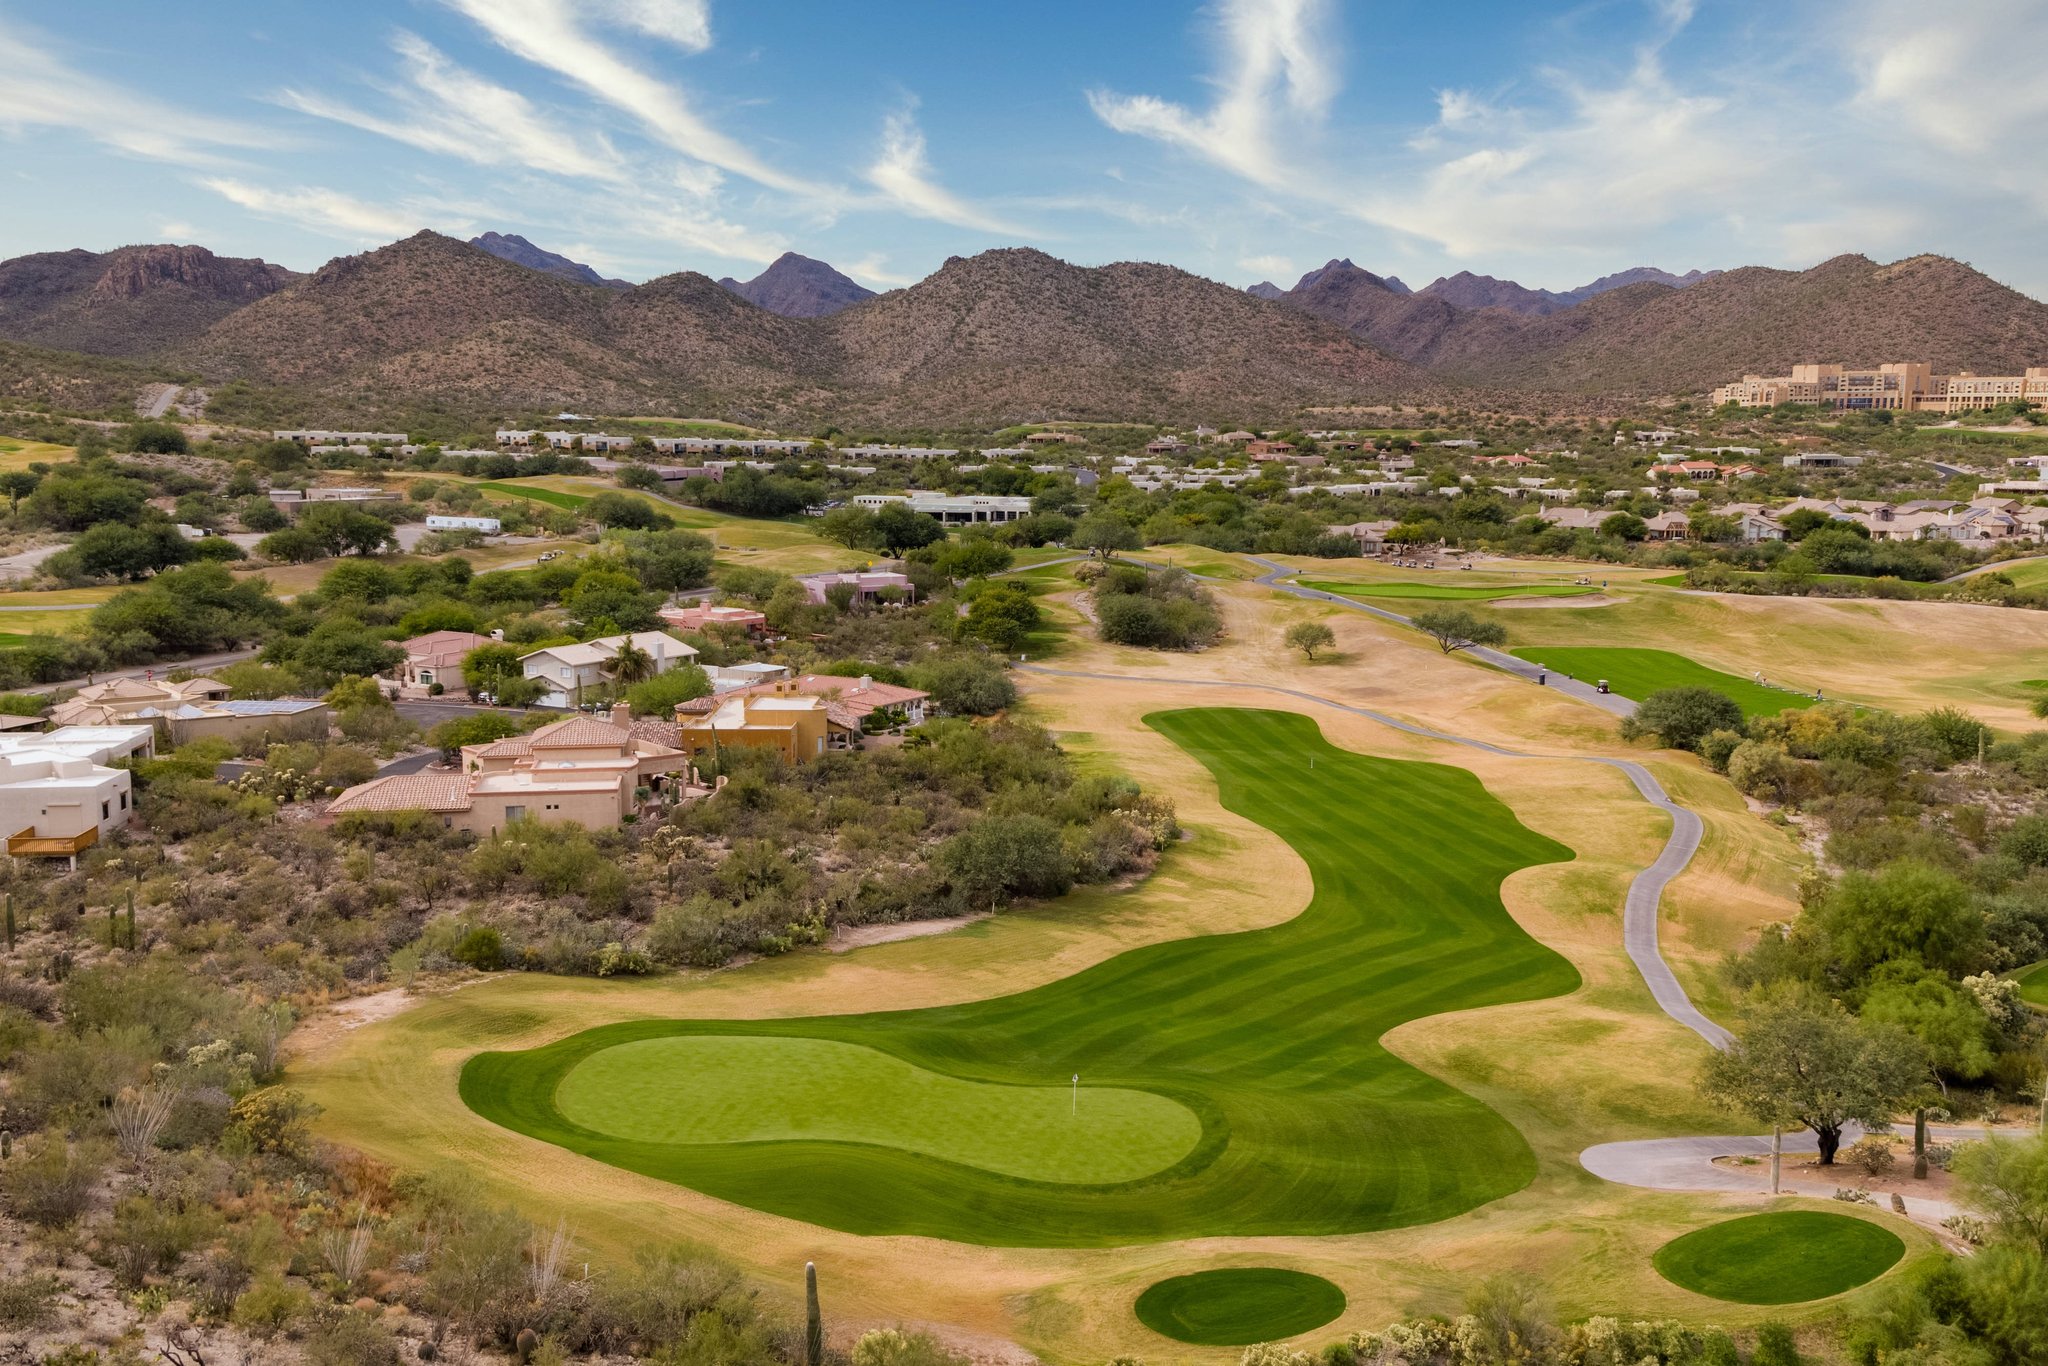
xmin=50 ymin=678 xmax=329 ymax=746
xmin=396 ymin=630 xmax=494 ymax=694
xmin=677 ymin=673 xmax=929 ymax=730
xmin=326 ymin=706 xmax=710 ymax=835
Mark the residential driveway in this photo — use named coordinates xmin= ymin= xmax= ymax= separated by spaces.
xmin=0 ymin=544 xmax=69 ymax=583
xmin=376 ymin=749 xmax=446 ymax=777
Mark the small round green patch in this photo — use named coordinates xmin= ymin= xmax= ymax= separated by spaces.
xmin=1134 ymin=1268 xmax=1346 ymax=1345
xmin=1652 ymin=1210 xmax=1904 ymax=1304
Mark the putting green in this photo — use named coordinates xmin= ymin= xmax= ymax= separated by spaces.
xmin=1134 ymin=1268 xmax=1346 ymax=1345
xmin=1299 ymin=579 xmax=1596 ymax=601
xmin=553 ymin=1036 xmax=1202 ymax=1184
xmin=462 ymin=707 xmax=1580 ymax=1246
xmin=1505 ymin=647 xmax=1817 ymax=719
xmin=1652 ymin=1210 xmax=1904 ymax=1304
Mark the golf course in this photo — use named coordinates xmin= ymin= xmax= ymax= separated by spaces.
xmin=461 ymin=706 xmax=1582 ymax=1246
xmin=1651 ymin=1210 xmax=1905 ymax=1304
xmin=1506 ymin=647 xmax=1819 ymax=718
xmin=1298 ymin=579 xmax=1599 ymax=602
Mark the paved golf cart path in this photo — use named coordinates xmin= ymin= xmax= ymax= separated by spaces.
xmin=1584 ymin=1123 xmax=1992 ymax=1229
xmin=1016 ymin=663 xmax=1722 ymax=1048
xmin=1245 ymin=555 xmax=1639 ymax=718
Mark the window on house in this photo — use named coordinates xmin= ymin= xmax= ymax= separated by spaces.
xmin=101 ymin=801 xmax=109 ymax=819
xmin=120 ymin=792 xmax=128 ymax=810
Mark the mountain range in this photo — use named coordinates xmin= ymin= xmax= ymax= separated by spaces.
xmin=717 ymin=253 xmax=876 ymax=318
xmin=0 ymin=244 xmax=299 ymax=357
xmin=469 ymin=232 xmax=629 ymax=290
xmin=1 ymin=231 xmax=2044 ymax=426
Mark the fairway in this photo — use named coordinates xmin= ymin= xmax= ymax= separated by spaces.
xmin=1299 ymin=579 xmax=1597 ymax=601
xmin=1652 ymin=1210 xmax=1903 ymax=1304
xmin=2018 ymin=960 xmax=2048 ymax=1009
xmin=1506 ymin=647 xmax=1817 ymax=718
xmin=553 ymin=1036 xmax=1201 ymax=1184
xmin=474 ymin=480 xmax=586 ymax=509
xmin=462 ymin=707 xmax=1580 ymax=1246
xmin=1134 ymin=1269 xmax=1346 ymax=1345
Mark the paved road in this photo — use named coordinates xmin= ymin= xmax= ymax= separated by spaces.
xmin=136 ymin=384 xmax=182 ymax=419
xmin=1018 ymin=663 xmax=1728 ymax=1048
xmin=376 ymin=749 xmax=446 ymax=777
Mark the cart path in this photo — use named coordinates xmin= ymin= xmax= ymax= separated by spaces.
xmin=1246 ymin=555 xmax=1638 ymax=718
xmin=1017 ymin=664 xmax=1727 ymax=1048
xmin=1583 ymin=1123 xmax=1991 ymax=1230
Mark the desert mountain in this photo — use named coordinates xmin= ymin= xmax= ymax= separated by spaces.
xmin=0 ymin=244 xmax=298 ymax=357
xmin=177 ymin=232 xmax=826 ymax=419
xmin=1419 ymin=271 xmax=1567 ymax=316
xmin=1279 ymin=260 xmax=1474 ymax=365
xmin=1244 ymin=281 xmax=1285 ymax=300
xmin=1563 ymin=266 xmax=1719 ymax=302
xmin=1419 ymin=254 xmax=2048 ymax=393
xmin=469 ymin=232 xmax=629 ymax=290
xmin=718 ymin=253 xmax=876 ymax=318
xmin=165 ymin=235 xmax=1423 ymax=425
xmin=820 ymin=248 xmax=1428 ymax=425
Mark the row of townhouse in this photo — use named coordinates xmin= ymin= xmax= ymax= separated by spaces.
xmin=494 ymin=431 xmax=813 ymax=458
xmin=1533 ymin=496 xmax=2048 ymax=545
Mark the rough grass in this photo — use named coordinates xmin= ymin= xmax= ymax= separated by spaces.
xmin=1133 ymin=1268 xmax=1346 ymax=1345
xmin=1299 ymin=579 xmax=1597 ymax=601
xmin=0 ymin=438 xmax=74 ymax=471
xmin=474 ymin=480 xmax=585 ymax=509
xmin=1476 ymin=587 xmax=2048 ymax=729
xmin=1651 ymin=1210 xmax=1904 ymax=1304
xmin=1505 ymin=647 xmax=1819 ymax=718
xmin=460 ymin=706 xmax=1581 ymax=1247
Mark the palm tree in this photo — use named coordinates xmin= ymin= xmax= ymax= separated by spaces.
xmin=601 ymin=640 xmax=658 ymax=691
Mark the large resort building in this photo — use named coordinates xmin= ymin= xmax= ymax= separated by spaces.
xmin=1712 ymin=363 xmax=2048 ymax=413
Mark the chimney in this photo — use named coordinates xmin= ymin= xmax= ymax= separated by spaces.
xmin=858 ymin=675 xmax=872 ymax=691
xmin=609 ymin=702 xmax=632 ymax=729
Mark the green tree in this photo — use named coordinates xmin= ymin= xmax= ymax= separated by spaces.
xmin=816 ymin=506 xmax=880 ymax=551
xmin=1600 ymin=512 xmax=1649 ymax=541
xmin=584 ymin=492 xmax=669 ymax=530
xmin=624 ymin=664 xmax=712 ymax=715
xmin=1073 ymin=513 xmax=1140 ymax=560
xmin=938 ymin=814 xmax=1073 ymax=907
xmin=1285 ymin=621 xmax=1337 ymax=660
xmin=601 ymin=640 xmax=658 ymax=688
xmin=962 ymin=583 xmax=1040 ymax=652
xmin=1810 ymin=862 xmax=1986 ymax=985
xmin=871 ymin=503 xmax=944 ymax=557
xmin=428 ymin=713 xmax=524 ymax=760
xmin=1699 ymin=992 xmax=1926 ymax=1165
xmin=1621 ymin=687 xmax=1745 ymax=753
xmin=1409 ymin=607 xmax=1507 ymax=655
xmin=1953 ymin=1134 xmax=2048 ymax=1253
xmin=908 ymin=655 xmax=1016 ymax=715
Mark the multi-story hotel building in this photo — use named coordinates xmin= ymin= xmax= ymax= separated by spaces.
xmin=1712 ymin=363 xmax=2048 ymax=413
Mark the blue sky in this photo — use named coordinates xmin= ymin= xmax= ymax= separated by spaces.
xmin=4 ymin=0 xmax=2046 ymax=299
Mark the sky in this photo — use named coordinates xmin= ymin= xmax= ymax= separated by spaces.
xmin=4 ymin=0 xmax=2046 ymax=300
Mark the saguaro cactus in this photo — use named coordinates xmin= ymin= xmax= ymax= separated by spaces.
xmin=805 ymin=1261 xmax=822 ymax=1366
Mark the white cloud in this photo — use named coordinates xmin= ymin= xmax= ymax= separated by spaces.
xmin=276 ymin=31 xmax=630 ymax=185
xmin=0 ymin=23 xmax=273 ymax=165
xmin=198 ymin=178 xmax=450 ymax=244
xmin=442 ymin=0 xmax=816 ymax=196
xmin=840 ymin=254 xmax=915 ymax=289
xmin=864 ymin=107 xmax=1026 ymax=235
xmin=589 ymin=0 xmax=712 ymax=51
xmin=159 ymin=221 xmax=198 ymax=240
xmin=1088 ymin=0 xmax=1336 ymax=187
xmin=1240 ymin=254 xmax=1293 ymax=276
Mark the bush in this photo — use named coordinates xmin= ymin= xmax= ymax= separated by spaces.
xmin=453 ymin=926 xmax=505 ymax=970
xmin=1844 ymin=1137 xmax=1897 ymax=1179
xmin=1921 ymin=706 xmax=1992 ymax=764
xmin=227 ymin=1087 xmax=321 ymax=1160
xmin=1621 ymin=687 xmax=1745 ymax=753
xmin=233 ymin=1273 xmax=311 ymax=1338
xmin=938 ymin=814 xmax=1073 ymax=907
xmin=0 ymin=1274 xmax=62 ymax=1327
xmin=1 ymin=1136 xmax=106 ymax=1227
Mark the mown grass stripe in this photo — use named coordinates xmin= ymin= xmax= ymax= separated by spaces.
xmin=461 ymin=707 xmax=1580 ymax=1246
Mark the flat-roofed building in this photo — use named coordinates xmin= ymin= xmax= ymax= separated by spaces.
xmin=1714 ymin=363 xmax=2048 ymax=412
